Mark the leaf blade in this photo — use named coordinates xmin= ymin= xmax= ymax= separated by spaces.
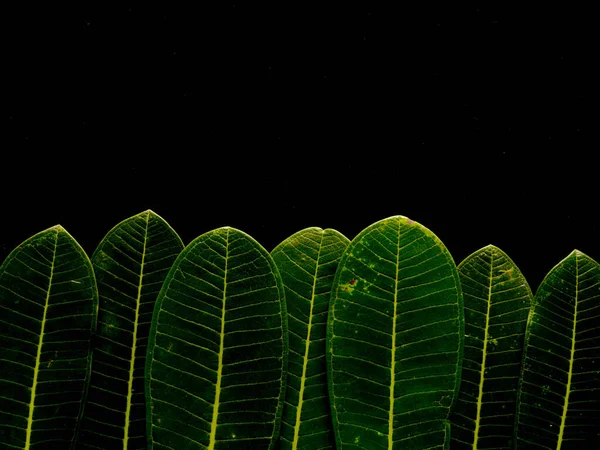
xmin=271 ymin=227 xmax=350 ymax=450
xmin=327 ymin=216 xmax=464 ymax=449
xmin=0 ymin=226 xmax=98 ymax=449
xmin=145 ymin=227 xmax=288 ymax=449
xmin=515 ymin=250 xmax=600 ymax=449
xmin=450 ymin=245 xmax=532 ymax=449
xmin=76 ymin=210 xmax=184 ymax=449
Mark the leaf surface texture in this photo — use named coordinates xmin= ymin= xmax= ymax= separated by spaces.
xmin=450 ymin=245 xmax=532 ymax=449
xmin=515 ymin=250 xmax=600 ymax=449
xmin=0 ymin=226 xmax=98 ymax=449
xmin=272 ymin=228 xmax=350 ymax=449
xmin=327 ymin=216 xmax=464 ymax=449
xmin=77 ymin=210 xmax=183 ymax=449
xmin=145 ymin=227 xmax=288 ymax=449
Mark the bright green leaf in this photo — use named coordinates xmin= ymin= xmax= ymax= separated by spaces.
xmin=145 ymin=227 xmax=288 ymax=449
xmin=327 ymin=215 xmax=464 ymax=450
xmin=76 ymin=210 xmax=184 ymax=449
xmin=0 ymin=226 xmax=98 ymax=449
xmin=271 ymin=227 xmax=350 ymax=450
xmin=515 ymin=250 xmax=600 ymax=449
xmin=450 ymin=245 xmax=532 ymax=449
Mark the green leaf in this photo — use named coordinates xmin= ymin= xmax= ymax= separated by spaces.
xmin=76 ymin=210 xmax=184 ymax=449
xmin=515 ymin=250 xmax=600 ymax=449
xmin=0 ymin=226 xmax=98 ymax=449
xmin=271 ymin=227 xmax=350 ymax=450
xmin=327 ymin=216 xmax=464 ymax=449
xmin=450 ymin=245 xmax=532 ymax=449
xmin=145 ymin=227 xmax=288 ymax=449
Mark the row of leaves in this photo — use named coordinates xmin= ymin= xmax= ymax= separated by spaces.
xmin=0 ymin=210 xmax=598 ymax=449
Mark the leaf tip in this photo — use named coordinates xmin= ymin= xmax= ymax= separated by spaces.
xmin=139 ymin=209 xmax=157 ymax=217
xmin=397 ymin=215 xmax=414 ymax=225
xmin=563 ymin=249 xmax=582 ymax=261
xmin=481 ymin=244 xmax=506 ymax=257
xmin=569 ymin=249 xmax=595 ymax=263
xmin=482 ymin=243 xmax=499 ymax=250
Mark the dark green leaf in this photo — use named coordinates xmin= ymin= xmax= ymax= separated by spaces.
xmin=450 ymin=245 xmax=532 ymax=449
xmin=327 ymin=216 xmax=464 ymax=449
xmin=0 ymin=226 xmax=98 ymax=449
xmin=77 ymin=210 xmax=184 ymax=449
xmin=145 ymin=227 xmax=288 ymax=449
xmin=515 ymin=250 xmax=600 ymax=449
xmin=271 ymin=227 xmax=350 ymax=450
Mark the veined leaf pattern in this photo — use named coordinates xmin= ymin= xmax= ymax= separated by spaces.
xmin=0 ymin=226 xmax=98 ymax=449
xmin=145 ymin=227 xmax=288 ymax=449
xmin=327 ymin=216 xmax=464 ymax=449
xmin=76 ymin=210 xmax=184 ymax=449
xmin=272 ymin=228 xmax=350 ymax=449
xmin=450 ymin=245 xmax=532 ymax=449
xmin=515 ymin=250 xmax=600 ymax=449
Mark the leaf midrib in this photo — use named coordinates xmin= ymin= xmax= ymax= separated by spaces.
xmin=388 ymin=220 xmax=401 ymax=450
xmin=209 ymin=228 xmax=229 ymax=450
xmin=473 ymin=250 xmax=494 ymax=450
xmin=292 ymin=233 xmax=324 ymax=450
xmin=123 ymin=212 xmax=150 ymax=449
xmin=25 ymin=228 xmax=58 ymax=449
xmin=557 ymin=253 xmax=578 ymax=450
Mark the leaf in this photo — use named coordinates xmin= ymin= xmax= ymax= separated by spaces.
xmin=76 ymin=210 xmax=184 ymax=449
xmin=145 ymin=226 xmax=288 ymax=449
xmin=450 ymin=245 xmax=532 ymax=449
xmin=271 ymin=227 xmax=350 ymax=449
xmin=515 ymin=250 xmax=600 ymax=449
xmin=327 ymin=215 xmax=464 ymax=450
xmin=0 ymin=226 xmax=98 ymax=449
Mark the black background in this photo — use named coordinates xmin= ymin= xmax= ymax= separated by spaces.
xmin=4 ymin=4 xmax=597 ymax=292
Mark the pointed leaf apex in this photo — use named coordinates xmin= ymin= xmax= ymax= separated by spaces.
xmin=564 ymin=249 xmax=584 ymax=261
xmin=52 ymin=225 xmax=65 ymax=232
xmin=483 ymin=244 xmax=508 ymax=257
xmin=570 ymin=249 xmax=594 ymax=262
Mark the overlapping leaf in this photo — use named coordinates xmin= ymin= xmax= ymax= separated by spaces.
xmin=145 ymin=227 xmax=288 ymax=449
xmin=450 ymin=245 xmax=532 ymax=449
xmin=515 ymin=250 xmax=600 ymax=449
xmin=0 ymin=226 xmax=98 ymax=449
xmin=76 ymin=210 xmax=184 ymax=449
xmin=272 ymin=227 xmax=350 ymax=449
xmin=327 ymin=215 xmax=464 ymax=449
